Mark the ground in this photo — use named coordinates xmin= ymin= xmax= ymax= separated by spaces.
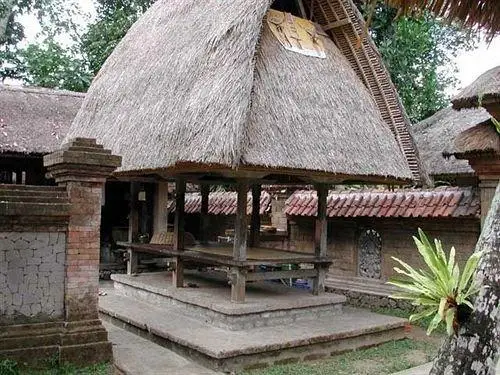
xmin=241 ymin=336 xmax=439 ymax=375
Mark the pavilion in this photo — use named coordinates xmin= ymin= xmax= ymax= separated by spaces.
xmin=65 ymin=0 xmax=424 ymax=303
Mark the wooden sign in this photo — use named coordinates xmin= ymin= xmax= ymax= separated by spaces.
xmin=267 ymin=9 xmax=326 ymax=59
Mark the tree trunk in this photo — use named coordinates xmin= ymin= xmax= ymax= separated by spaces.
xmin=0 ymin=0 xmax=15 ymax=42
xmin=430 ymin=182 xmax=500 ymax=374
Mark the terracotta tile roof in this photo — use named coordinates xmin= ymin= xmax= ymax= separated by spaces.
xmin=285 ymin=187 xmax=480 ymax=218
xmin=170 ymin=191 xmax=271 ymax=215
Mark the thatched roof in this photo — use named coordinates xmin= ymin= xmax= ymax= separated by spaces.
xmin=66 ymin=0 xmax=422 ymax=184
xmin=452 ymin=66 xmax=500 ymax=110
xmin=0 ymin=85 xmax=83 ymax=155
xmin=444 ymin=120 xmax=500 ymax=158
xmin=413 ymin=106 xmax=491 ymax=177
xmin=384 ymin=0 xmax=500 ymax=40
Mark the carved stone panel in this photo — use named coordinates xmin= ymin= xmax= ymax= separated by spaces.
xmin=358 ymin=229 xmax=382 ymax=279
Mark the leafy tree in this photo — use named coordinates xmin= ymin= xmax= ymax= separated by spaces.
xmin=21 ymin=38 xmax=91 ymax=91
xmin=0 ymin=0 xmax=24 ymax=81
xmin=365 ymin=4 xmax=477 ymax=122
xmin=81 ymin=0 xmax=155 ymax=75
xmin=0 ymin=0 xmax=88 ymax=86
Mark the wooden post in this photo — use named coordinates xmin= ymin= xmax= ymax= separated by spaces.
xmin=233 ymin=180 xmax=249 ymax=261
xmin=127 ymin=182 xmax=140 ymax=274
xmin=230 ymin=267 xmax=247 ymax=303
xmin=249 ymin=184 xmax=261 ymax=248
xmin=313 ymin=183 xmax=328 ymax=295
xmin=153 ymin=181 xmax=169 ymax=235
xmin=173 ymin=177 xmax=186 ymax=287
xmin=200 ymin=184 xmax=210 ymax=244
xmin=232 ymin=180 xmax=249 ymax=302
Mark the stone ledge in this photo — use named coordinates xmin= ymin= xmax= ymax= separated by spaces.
xmin=0 ymin=320 xmax=113 ymax=366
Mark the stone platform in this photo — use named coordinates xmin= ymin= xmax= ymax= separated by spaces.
xmin=100 ymin=272 xmax=407 ymax=372
xmin=111 ymin=271 xmax=345 ymax=330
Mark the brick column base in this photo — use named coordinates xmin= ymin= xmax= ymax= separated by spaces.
xmin=43 ymin=138 xmax=122 ymax=366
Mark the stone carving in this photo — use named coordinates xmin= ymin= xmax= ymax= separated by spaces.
xmin=358 ymin=229 xmax=382 ymax=279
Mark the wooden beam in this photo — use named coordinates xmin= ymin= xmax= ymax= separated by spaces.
xmin=128 ymin=182 xmax=140 ymax=243
xmin=172 ymin=256 xmax=184 ymax=288
xmin=323 ymin=18 xmax=351 ymax=31
xmin=313 ymin=183 xmax=328 ymax=295
xmin=246 ymin=269 xmax=317 ymax=282
xmin=233 ymin=180 xmax=249 ymax=261
xmin=173 ymin=177 xmax=185 ymax=251
xmin=313 ymin=265 xmax=327 ymax=296
xmin=153 ymin=181 xmax=169 ymax=236
xmin=173 ymin=177 xmax=185 ymax=287
xmin=230 ymin=267 xmax=247 ymax=303
xmin=200 ymin=184 xmax=210 ymax=244
xmin=314 ymin=184 xmax=328 ymax=257
xmin=127 ymin=249 xmax=138 ymax=275
xmin=249 ymin=184 xmax=261 ymax=248
xmin=127 ymin=182 xmax=140 ymax=275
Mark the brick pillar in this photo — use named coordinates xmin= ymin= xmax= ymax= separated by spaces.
xmin=44 ymin=138 xmax=121 ymax=364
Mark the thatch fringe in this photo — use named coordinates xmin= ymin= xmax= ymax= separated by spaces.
xmin=383 ymin=0 xmax=500 ymax=40
xmin=444 ymin=120 xmax=500 ymax=158
xmin=66 ymin=0 xmax=412 ymax=181
xmin=452 ymin=66 xmax=500 ymax=110
xmin=414 ymin=106 xmax=490 ymax=177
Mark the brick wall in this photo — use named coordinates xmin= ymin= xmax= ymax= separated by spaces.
xmin=0 ymin=138 xmax=121 ymax=366
xmin=1 ymin=232 xmax=65 ymax=324
xmin=287 ymin=216 xmax=480 ymax=280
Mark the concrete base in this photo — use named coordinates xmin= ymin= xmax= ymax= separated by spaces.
xmin=0 ymin=319 xmax=113 ymax=367
xmin=112 ymin=272 xmax=345 ymax=331
xmin=101 ymin=272 xmax=406 ymax=372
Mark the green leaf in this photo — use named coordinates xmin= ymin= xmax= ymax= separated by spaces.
xmin=445 ymin=307 xmax=456 ymax=335
xmin=409 ymin=307 xmax=436 ymax=322
xmin=426 ymin=312 xmax=442 ymax=335
xmin=438 ymin=297 xmax=447 ymax=318
xmin=458 ymin=251 xmax=484 ymax=294
xmin=447 ymin=246 xmax=456 ymax=275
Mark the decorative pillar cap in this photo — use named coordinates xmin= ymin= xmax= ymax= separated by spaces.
xmin=44 ymin=138 xmax=122 ymax=184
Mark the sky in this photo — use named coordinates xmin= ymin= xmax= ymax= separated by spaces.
xmin=17 ymin=0 xmax=500 ymax=95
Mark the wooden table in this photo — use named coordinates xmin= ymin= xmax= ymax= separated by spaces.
xmin=117 ymin=242 xmax=332 ymax=300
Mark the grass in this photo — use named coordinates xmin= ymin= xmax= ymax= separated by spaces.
xmin=0 ymin=360 xmax=111 ymax=375
xmin=241 ymin=339 xmax=438 ymax=375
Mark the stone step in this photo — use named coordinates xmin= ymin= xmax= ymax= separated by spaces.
xmin=112 ymin=273 xmax=345 ymax=331
xmin=0 ymin=195 xmax=69 ymax=203
xmin=99 ymin=289 xmax=406 ymax=373
xmin=325 ymin=276 xmax=398 ymax=297
xmin=0 ymin=184 xmax=66 ymax=192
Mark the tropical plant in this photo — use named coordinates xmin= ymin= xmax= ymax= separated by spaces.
xmin=387 ymin=229 xmax=483 ymax=336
